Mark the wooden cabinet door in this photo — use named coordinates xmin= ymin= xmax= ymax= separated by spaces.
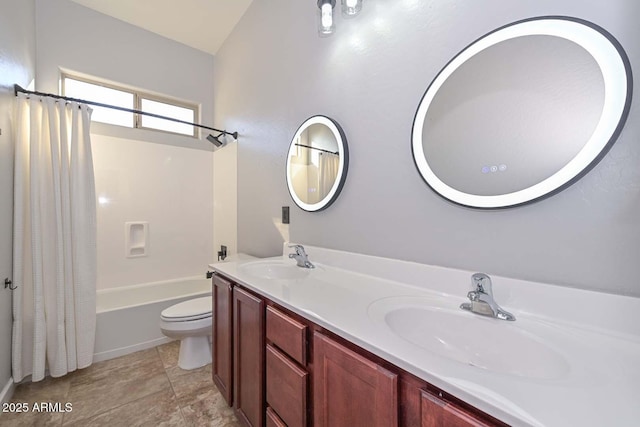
xmin=233 ymin=287 xmax=265 ymax=427
xmin=212 ymin=274 xmax=233 ymax=406
xmin=266 ymin=407 xmax=287 ymax=427
xmin=421 ymin=390 xmax=492 ymax=427
xmin=313 ymin=332 xmax=398 ymax=427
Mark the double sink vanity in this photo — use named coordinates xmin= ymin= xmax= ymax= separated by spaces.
xmin=209 ymin=244 xmax=640 ymax=427
xmin=207 ymin=14 xmax=637 ymax=427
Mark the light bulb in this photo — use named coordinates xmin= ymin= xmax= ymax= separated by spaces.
xmin=322 ymin=3 xmax=333 ymax=28
xmin=341 ymin=0 xmax=362 ymax=17
xmin=317 ymin=0 xmax=335 ymax=36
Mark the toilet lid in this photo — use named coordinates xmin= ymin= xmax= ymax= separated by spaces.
xmin=161 ymin=296 xmax=212 ymax=321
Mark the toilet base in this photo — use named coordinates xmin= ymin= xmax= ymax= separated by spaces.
xmin=178 ymin=335 xmax=212 ymax=370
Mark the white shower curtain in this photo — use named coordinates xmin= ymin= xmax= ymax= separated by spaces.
xmin=12 ymin=93 xmax=97 ymax=382
xmin=318 ymin=152 xmax=340 ymax=198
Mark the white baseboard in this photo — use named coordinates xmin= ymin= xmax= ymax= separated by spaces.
xmin=0 ymin=377 xmax=15 ymax=404
xmin=92 ymin=336 xmax=173 ymax=364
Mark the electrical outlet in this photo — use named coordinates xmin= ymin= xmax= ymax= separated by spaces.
xmin=282 ymin=206 xmax=290 ymax=224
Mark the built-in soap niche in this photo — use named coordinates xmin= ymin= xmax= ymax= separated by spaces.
xmin=125 ymin=221 xmax=149 ymax=258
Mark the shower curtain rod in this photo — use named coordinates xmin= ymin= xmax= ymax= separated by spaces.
xmin=13 ymin=84 xmax=238 ymax=139
xmin=294 ymin=143 xmax=339 ymax=155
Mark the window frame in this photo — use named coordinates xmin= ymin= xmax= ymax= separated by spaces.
xmin=61 ymin=73 xmax=200 ymax=138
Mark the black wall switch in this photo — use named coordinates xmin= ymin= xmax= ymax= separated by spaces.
xmin=282 ymin=206 xmax=290 ymax=224
xmin=217 ymin=245 xmax=227 ymax=261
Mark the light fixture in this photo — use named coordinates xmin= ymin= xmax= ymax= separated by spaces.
xmin=317 ymin=0 xmax=336 ymax=36
xmin=341 ymin=0 xmax=362 ymax=17
xmin=316 ymin=0 xmax=364 ymax=36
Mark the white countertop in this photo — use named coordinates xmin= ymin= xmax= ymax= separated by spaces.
xmin=211 ymin=244 xmax=640 ymax=427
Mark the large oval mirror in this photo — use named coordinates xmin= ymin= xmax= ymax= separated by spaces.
xmin=412 ymin=17 xmax=632 ymax=209
xmin=286 ymin=115 xmax=349 ymax=211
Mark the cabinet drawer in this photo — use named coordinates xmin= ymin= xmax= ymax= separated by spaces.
xmin=266 ymin=407 xmax=287 ymax=427
xmin=266 ymin=344 xmax=308 ymax=427
xmin=266 ymin=306 xmax=307 ymax=365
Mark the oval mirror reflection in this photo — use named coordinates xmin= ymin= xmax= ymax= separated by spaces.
xmin=286 ymin=116 xmax=349 ymax=211
xmin=412 ymin=17 xmax=632 ymax=209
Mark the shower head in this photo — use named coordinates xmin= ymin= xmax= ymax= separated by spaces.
xmin=207 ymin=133 xmax=226 ymax=147
xmin=207 ymin=131 xmax=238 ymax=148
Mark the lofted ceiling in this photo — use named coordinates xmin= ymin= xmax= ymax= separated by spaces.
xmin=69 ymin=0 xmax=253 ymax=55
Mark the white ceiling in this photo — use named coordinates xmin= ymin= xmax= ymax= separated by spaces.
xmin=69 ymin=0 xmax=253 ymax=55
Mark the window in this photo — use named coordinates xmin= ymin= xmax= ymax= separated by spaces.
xmin=62 ymin=74 xmax=199 ymax=137
xmin=139 ymin=98 xmax=194 ymax=136
xmin=63 ymin=78 xmax=134 ymax=127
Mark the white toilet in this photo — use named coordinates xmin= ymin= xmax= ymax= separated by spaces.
xmin=159 ymin=296 xmax=212 ymax=370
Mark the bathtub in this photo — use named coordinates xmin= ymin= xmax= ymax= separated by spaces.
xmin=94 ymin=276 xmax=211 ymax=362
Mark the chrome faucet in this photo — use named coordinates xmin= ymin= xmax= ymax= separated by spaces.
xmin=288 ymin=244 xmax=315 ymax=269
xmin=460 ymin=273 xmax=515 ymax=321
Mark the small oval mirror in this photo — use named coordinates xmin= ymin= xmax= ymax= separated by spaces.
xmin=286 ymin=116 xmax=349 ymax=211
xmin=412 ymin=17 xmax=632 ymax=209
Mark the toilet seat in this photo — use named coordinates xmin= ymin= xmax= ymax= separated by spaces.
xmin=161 ymin=296 xmax=211 ymax=322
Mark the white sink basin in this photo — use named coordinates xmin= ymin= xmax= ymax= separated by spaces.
xmin=238 ymin=260 xmax=320 ymax=281
xmin=368 ymin=296 xmax=569 ymax=379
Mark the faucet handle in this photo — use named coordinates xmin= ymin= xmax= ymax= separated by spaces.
xmin=288 ymin=244 xmax=306 ymax=255
xmin=471 ymin=273 xmax=492 ymax=295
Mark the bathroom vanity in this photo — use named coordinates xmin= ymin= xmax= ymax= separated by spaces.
xmin=212 ymin=273 xmax=502 ymax=427
xmin=210 ymin=245 xmax=640 ymax=427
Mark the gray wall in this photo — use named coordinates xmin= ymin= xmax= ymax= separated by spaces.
xmin=0 ymin=0 xmax=36 ymax=391
xmin=215 ymin=0 xmax=640 ymax=297
xmin=35 ymin=0 xmax=215 ymax=151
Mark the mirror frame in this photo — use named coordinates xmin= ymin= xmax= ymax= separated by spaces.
xmin=286 ymin=115 xmax=349 ymax=212
xmin=411 ymin=16 xmax=633 ymax=209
